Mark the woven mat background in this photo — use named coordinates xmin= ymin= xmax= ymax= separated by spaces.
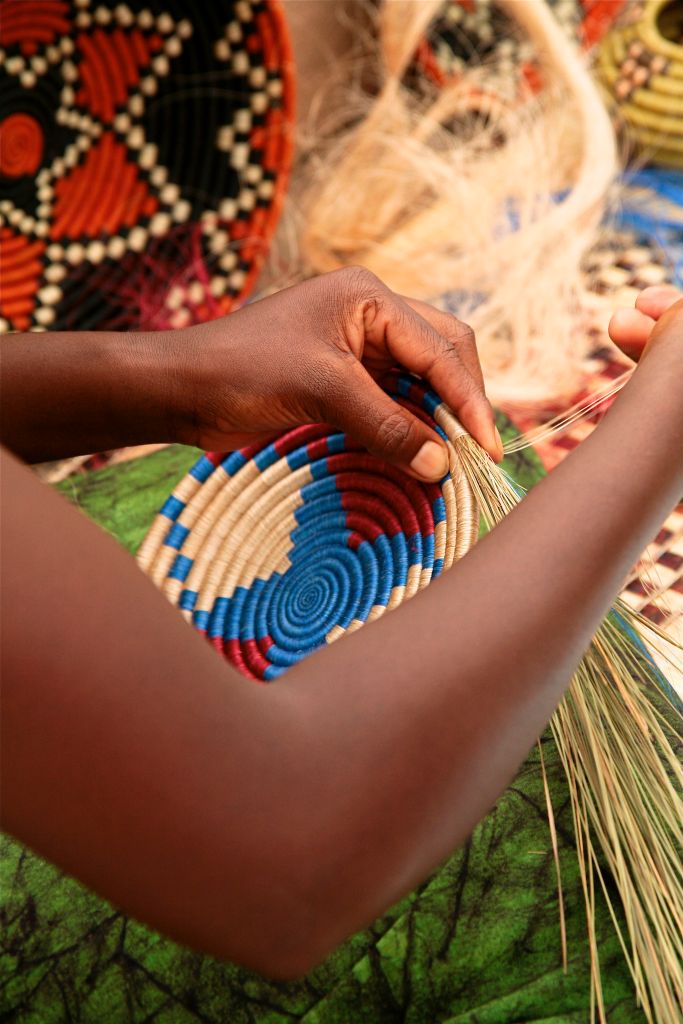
xmin=503 ymin=177 xmax=683 ymax=676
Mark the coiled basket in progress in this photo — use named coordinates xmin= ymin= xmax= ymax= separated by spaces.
xmin=137 ymin=373 xmax=480 ymax=678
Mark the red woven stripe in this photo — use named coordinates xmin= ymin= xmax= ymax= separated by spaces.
xmin=0 ymin=1 xmax=70 ymax=49
xmin=242 ymin=638 xmax=271 ymax=678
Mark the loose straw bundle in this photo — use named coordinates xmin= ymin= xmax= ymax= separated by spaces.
xmin=455 ymin=432 xmax=682 ymax=1024
xmin=140 ymin=373 xmax=682 ymax=1022
xmin=277 ymin=0 xmax=619 ymax=401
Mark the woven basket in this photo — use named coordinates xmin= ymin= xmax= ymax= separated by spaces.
xmin=0 ymin=0 xmax=294 ymax=333
xmin=138 ymin=374 xmax=481 ymax=680
xmin=416 ymin=0 xmax=624 ymax=97
xmin=598 ymin=0 xmax=683 ymax=168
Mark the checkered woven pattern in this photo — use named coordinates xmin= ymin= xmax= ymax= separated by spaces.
xmin=504 ymin=360 xmax=683 ymax=642
xmin=503 ymin=225 xmax=683 ymax=644
xmin=138 ymin=374 xmax=481 ymax=681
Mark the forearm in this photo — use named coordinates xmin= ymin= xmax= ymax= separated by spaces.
xmin=0 ymin=330 xmax=179 ymax=461
xmin=283 ymin=341 xmax=683 ymax=962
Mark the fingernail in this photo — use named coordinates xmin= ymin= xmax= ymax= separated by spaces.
xmin=410 ymin=441 xmax=449 ymax=480
xmin=493 ymin=425 xmax=504 ymax=462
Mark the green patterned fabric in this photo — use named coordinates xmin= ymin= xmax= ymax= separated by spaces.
xmin=0 ymin=424 xmax=652 ymax=1022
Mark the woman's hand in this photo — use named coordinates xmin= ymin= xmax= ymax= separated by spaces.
xmin=171 ymin=267 xmax=502 ymax=481
xmin=1 ymin=267 xmax=500 ymax=474
xmin=608 ymin=284 xmax=683 ymax=361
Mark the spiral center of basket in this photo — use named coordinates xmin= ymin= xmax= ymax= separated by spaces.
xmin=0 ymin=114 xmax=43 ymax=177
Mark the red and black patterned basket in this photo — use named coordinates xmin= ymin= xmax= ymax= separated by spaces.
xmin=0 ymin=0 xmax=294 ymax=333
xmin=416 ymin=0 xmax=625 ymax=96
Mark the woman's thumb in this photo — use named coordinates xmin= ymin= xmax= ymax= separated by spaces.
xmin=320 ymin=359 xmax=449 ymax=482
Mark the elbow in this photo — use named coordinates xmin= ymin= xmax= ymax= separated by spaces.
xmin=205 ymin=856 xmax=349 ymax=980
xmin=220 ymin=909 xmax=339 ymax=982
xmin=244 ymin=943 xmax=329 ymax=983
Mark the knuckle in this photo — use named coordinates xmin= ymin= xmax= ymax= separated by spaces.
xmin=335 ymin=265 xmax=380 ymax=297
xmin=445 ymin=315 xmax=475 ymax=347
xmin=342 ymin=266 xmax=378 ymax=290
xmin=326 ymin=267 xmax=386 ymax=344
xmin=372 ymin=410 xmax=413 ymax=456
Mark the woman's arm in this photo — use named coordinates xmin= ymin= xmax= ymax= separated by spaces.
xmin=0 ymin=328 xmax=178 ymax=462
xmin=0 ymin=268 xmax=501 ymax=471
xmin=3 ymin=296 xmax=681 ymax=979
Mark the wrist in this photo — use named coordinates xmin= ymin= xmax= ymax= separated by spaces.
xmin=119 ymin=327 xmax=193 ymax=446
xmin=599 ymin=343 xmax=683 ymax=485
xmin=153 ymin=322 xmax=220 ymax=448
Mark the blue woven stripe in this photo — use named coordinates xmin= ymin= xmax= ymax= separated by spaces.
xmin=390 ymin=533 xmax=408 ymax=588
xmin=395 ymin=376 xmax=412 ymax=398
xmin=165 ymin=522 xmax=190 ymax=550
xmin=160 ymin=494 xmax=185 ymax=521
xmin=223 ymin=450 xmax=248 ymax=476
xmin=192 ymin=608 xmax=210 ymax=630
xmin=310 ymin=456 xmax=331 ymax=481
xmin=240 ymin=578 xmax=262 ymax=641
xmin=295 ymin=491 xmax=343 ymax=525
xmin=407 ymin=531 xmax=423 ymax=566
xmin=223 ymin=586 xmax=251 ymax=641
xmin=180 ymin=588 xmax=197 ymax=612
xmin=208 ymin=596 xmax=231 ymax=640
xmin=290 ymin=517 xmax=351 ymax=553
xmin=287 ymin=446 xmax=310 ymax=471
xmin=302 ymin=478 xmax=339 ymax=501
xmin=354 ymin=540 xmax=378 ymax=622
xmin=255 ymin=573 xmax=282 ymax=641
xmin=169 ymin=554 xmax=193 ymax=582
xmin=254 ymin=442 xmax=280 ymax=472
xmin=189 ymin=456 xmax=216 ymax=482
xmin=423 ymin=531 xmax=435 ymax=568
xmin=423 ymin=391 xmax=441 ymax=416
xmin=432 ymin=495 xmax=447 ymax=524
xmin=372 ymin=534 xmax=393 ymax=608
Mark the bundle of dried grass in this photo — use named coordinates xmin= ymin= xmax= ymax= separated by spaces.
xmin=451 ymin=430 xmax=682 ymax=1024
xmin=280 ymin=0 xmax=618 ymax=401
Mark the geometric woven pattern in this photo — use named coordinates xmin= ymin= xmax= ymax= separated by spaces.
xmin=138 ymin=374 xmax=481 ymax=681
xmin=416 ymin=0 xmax=625 ymax=94
xmin=620 ymin=505 xmax=683 ymax=629
xmin=506 ymin=211 xmax=681 ymax=645
xmin=505 ymin=342 xmax=683 ymax=645
xmin=598 ymin=0 xmax=683 ymax=170
xmin=0 ymin=0 xmax=294 ymax=333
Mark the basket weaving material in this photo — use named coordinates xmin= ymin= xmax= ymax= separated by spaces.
xmin=0 ymin=0 xmax=294 ymax=333
xmin=598 ymin=0 xmax=683 ymax=169
xmin=138 ymin=374 xmax=480 ymax=680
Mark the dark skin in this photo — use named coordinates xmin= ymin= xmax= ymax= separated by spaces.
xmin=0 ymin=268 xmax=503 ymax=469
xmin=1 ymin=270 xmax=682 ymax=979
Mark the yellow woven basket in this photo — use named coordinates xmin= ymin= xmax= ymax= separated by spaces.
xmin=598 ymin=0 xmax=683 ymax=168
